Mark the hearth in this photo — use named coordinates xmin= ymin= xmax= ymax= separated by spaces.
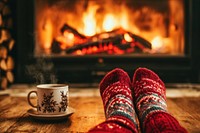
xmin=14 ymin=0 xmax=200 ymax=84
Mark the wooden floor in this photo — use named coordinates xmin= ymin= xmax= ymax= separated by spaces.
xmin=69 ymin=96 xmax=200 ymax=133
xmin=0 ymin=86 xmax=200 ymax=133
xmin=165 ymin=97 xmax=200 ymax=133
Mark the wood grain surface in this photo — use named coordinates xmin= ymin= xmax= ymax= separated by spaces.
xmin=0 ymin=89 xmax=199 ymax=133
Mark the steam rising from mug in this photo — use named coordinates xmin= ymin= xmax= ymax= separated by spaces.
xmin=26 ymin=58 xmax=58 ymax=84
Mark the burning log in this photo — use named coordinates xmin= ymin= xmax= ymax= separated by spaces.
xmin=61 ymin=24 xmax=87 ymax=39
xmin=66 ymin=33 xmax=151 ymax=55
xmin=51 ymin=39 xmax=62 ymax=54
xmin=66 ymin=34 xmax=122 ymax=54
xmin=52 ymin=24 xmax=152 ymax=55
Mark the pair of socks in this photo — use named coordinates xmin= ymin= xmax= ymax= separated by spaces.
xmin=88 ymin=67 xmax=188 ymax=133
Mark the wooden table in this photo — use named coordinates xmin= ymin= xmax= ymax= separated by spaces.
xmin=0 ymin=85 xmax=200 ymax=133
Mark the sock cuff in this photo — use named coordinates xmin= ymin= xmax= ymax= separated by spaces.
xmin=140 ymin=107 xmax=167 ymax=125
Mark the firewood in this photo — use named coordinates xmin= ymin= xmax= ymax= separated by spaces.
xmin=65 ymin=30 xmax=151 ymax=54
xmin=87 ymin=28 xmax=126 ymax=41
xmin=8 ymin=39 xmax=14 ymax=50
xmin=51 ymin=39 xmax=62 ymax=53
xmin=2 ymin=5 xmax=11 ymax=16
xmin=0 ymin=1 xmax=5 ymax=12
xmin=65 ymin=35 xmax=122 ymax=54
xmin=54 ymin=24 xmax=152 ymax=54
xmin=0 ymin=77 xmax=7 ymax=90
xmin=0 ymin=0 xmax=14 ymax=90
xmin=0 ymin=13 xmax=2 ymax=26
xmin=5 ymin=17 xmax=13 ymax=28
xmin=90 ymin=28 xmax=151 ymax=49
xmin=6 ymin=71 xmax=14 ymax=83
xmin=61 ymin=24 xmax=87 ymax=39
xmin=0 ymin=59 xmax=7 ymax=70
xmin=6 ymin=56 xmax=14 ymax=70
xmin=0 ymin=45 xmax=7 ymax=58
xmin=128 ymin=32 xmax=151 ymax=49
xmin=0 ymin=29 xmax=11 ymax=43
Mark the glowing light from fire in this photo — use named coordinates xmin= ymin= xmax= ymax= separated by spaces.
xmin=42 ymin=19 xmax=53 ymax=49
xmin=63 ymin=31 xmax=74 ymax=40
xmin=83 ymin=14 xmax=96 ymax=36
xmin=103 ymin=14 xmax=118 ymax=32
xmin=82 ymin=6 xmax=97 ymax=36
xmin=151 ymin=36 xmax=164 ymax=51
xmin=120 ymin=13 xmax=129 ymax=30
xmin=124 ymin=33 xmax=133 ymax=42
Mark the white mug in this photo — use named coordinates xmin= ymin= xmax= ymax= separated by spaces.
xmin=27 ymin=84 xmax=69 ymax=115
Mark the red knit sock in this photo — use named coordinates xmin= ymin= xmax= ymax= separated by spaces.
xmin=132 ymin=67 xmax=188 ymax=133
xmin=88 ymin=68 xmax=138 ymax=133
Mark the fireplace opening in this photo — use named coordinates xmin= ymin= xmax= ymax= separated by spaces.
xmin=15 ymin=0 xmax=200 ymax=84
xmin=34 ymin=0 xmax=184 ymax=56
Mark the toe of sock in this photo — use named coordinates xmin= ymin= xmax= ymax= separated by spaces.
xmin=132 ymin=67 xmax=166 ymax=100
xmin=100 ymin=68 xmax=131 ymax=94
xmin=132 ymin=67 xmax=164 ymax=87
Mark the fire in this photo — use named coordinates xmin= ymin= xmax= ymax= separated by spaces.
xmin=59 ymin=31 xmax=75 ymax=50
xmin=63 ymin=31 xmax=74 ymax=40
xmin=82 ymin=6 xmax=97 ymax=36
xmin=151 ymin=36 xmax=173 ymax=53
xmin=151 ymin=36 xmax=164 ymax=51
xmin=35 ymin=0 xmax=185 ymax=55
xmin=120 ymin=13 xmax=129 ymax=30
xmin=82 ymin=6 xmax=129 ymax=35
xmin=103 ymin=14 xmax=118 ymax=32
xmin=124 ymin=33 xmax=133 ymax=42
xmin=41 ymin=18 xmax=53 ymax=50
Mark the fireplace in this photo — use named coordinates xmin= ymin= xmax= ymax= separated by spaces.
xmin=35 ymin=0 xmax=184 ymax=56
xmin=15 ymin=0 xmax=200 ymax=84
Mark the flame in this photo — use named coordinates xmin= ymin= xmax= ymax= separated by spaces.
xmin=41 ymin=18 xmax=53 ymax=49
xmin=82 ymin=8 xmax=128 ymax=35
xmin=82 ymin=6 xmax=98 ymax=36
xmin=151 ymin=36 xmax=164 ymax=51
xmin=59 ymin=31 xmax=75 ymax=50
xmin=63 ymin=31 xmax=74 ymax=40
xmin=35 ymin=0 xmax=185 ymax=55
xmin=103 ymin=14 xmax=118 ymax=32
xmin=120 ymin=12 xmax=129 ymax=30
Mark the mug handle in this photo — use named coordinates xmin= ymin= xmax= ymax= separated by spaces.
xmin=27 ymin=91 xmax=37 ymax=108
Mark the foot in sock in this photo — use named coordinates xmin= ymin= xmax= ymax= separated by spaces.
xmin=88 ymin=68 xmax=138 ymax=133
xmin=132 ymin=67 xmax=188 ymax=133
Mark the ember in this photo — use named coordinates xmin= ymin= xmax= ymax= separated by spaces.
xmin=52 ymin=24 xmax=151 ymax=55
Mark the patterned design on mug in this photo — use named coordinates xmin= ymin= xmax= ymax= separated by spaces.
xmin=59 ymin=91 xmax=68 ymax=112
xmin=38 ymin=92 xmax=58 ymax=113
